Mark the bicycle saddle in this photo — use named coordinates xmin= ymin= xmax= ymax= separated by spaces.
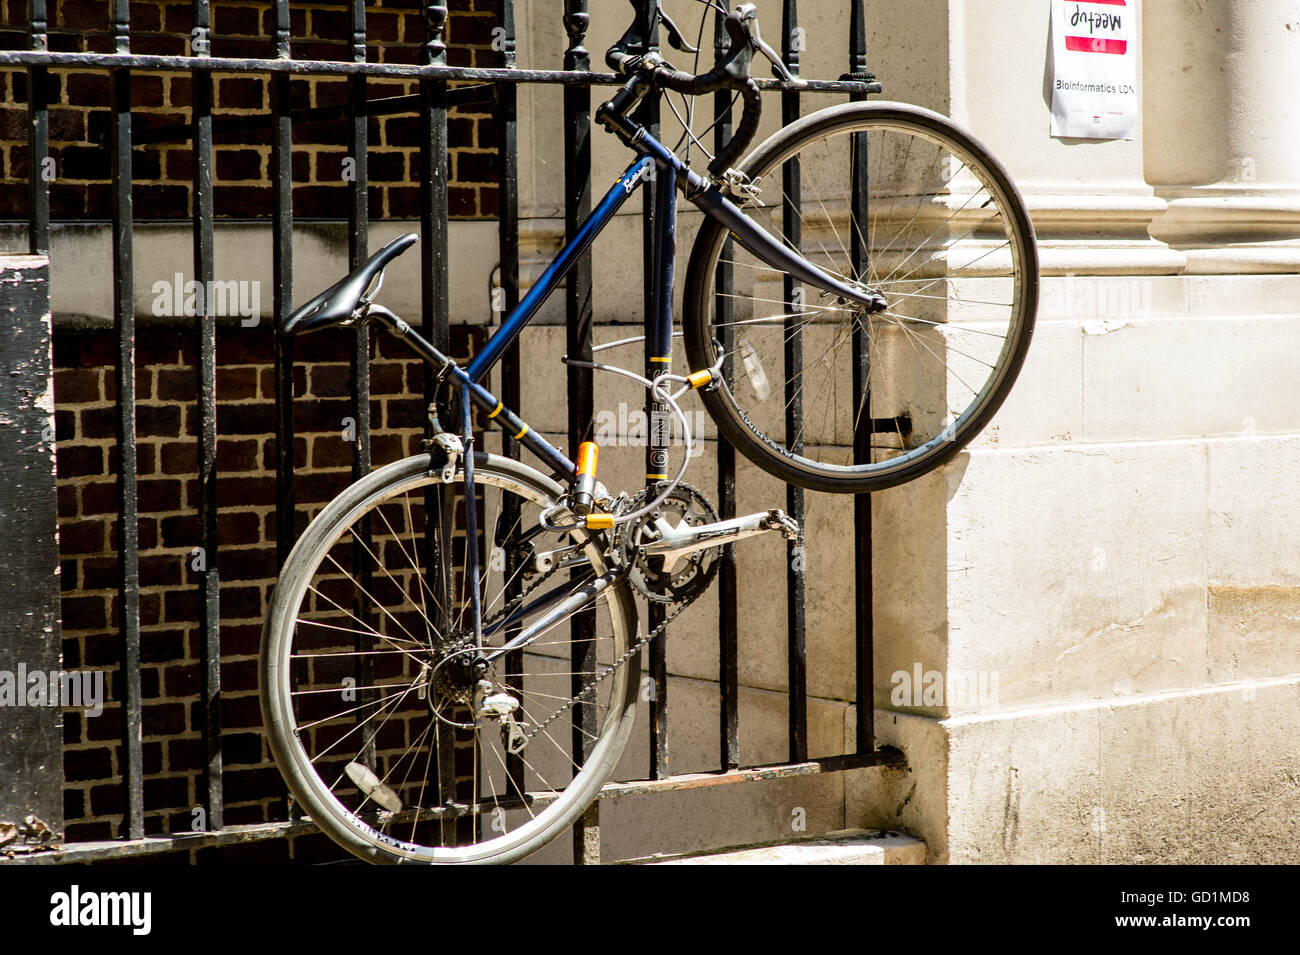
xmin=280 ymin=232 xmax=418 ymax=336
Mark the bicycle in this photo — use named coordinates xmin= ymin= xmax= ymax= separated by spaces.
xmin=260 ymin=0 xmax=1038 ymax=864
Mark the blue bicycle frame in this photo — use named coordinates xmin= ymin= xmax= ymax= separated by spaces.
xmin=365 ymin=105 xmax=882 ymax=644
xmin=460 ymin=152 xmax=662 ymax=481
xmin=379 ymin=123 xmax=880 ymax=485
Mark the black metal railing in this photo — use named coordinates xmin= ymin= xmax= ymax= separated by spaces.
xmin=4 ymin=0 xmax=900 ymax=864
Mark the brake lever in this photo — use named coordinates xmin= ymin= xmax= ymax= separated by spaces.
xmin=743 ymin=9 xmax=806 ymax=87
xmin=658 ymin=6 xmax=699 ymax=55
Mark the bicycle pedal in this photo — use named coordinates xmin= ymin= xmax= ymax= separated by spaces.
xmin=763 ymin=509 xmax=800 ymax=541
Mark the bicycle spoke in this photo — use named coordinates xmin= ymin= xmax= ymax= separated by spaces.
xmin=688 ymin=105 xmax=1033 ymax=492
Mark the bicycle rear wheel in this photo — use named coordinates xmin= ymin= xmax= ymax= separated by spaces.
xmin=260 ymin=452 xmax=639 ymax=864
xmin=684 ymin=100 xmax=1038 ymax=494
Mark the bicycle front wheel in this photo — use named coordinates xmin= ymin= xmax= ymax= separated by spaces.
xmin=684 ymin=100 xmax=1038 ymax=493
xmin=260 ymin=452 xmax=639 ymax=864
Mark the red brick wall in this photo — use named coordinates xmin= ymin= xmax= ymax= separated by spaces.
xmin=0 ymin=0 xmax=501 ymax=220
xmin=2 ymin=0 xmax=508 ymax=857
xmin=54 ymin=322 xmax=482 ymax=843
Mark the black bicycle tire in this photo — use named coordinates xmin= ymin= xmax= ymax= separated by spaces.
xmin=683 ymin=100 xmax=1039 ymax=494
xmin=260 ymin=451 xmax=640 ymax=864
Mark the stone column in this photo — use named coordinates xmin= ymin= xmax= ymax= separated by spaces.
xmin=1146 ymin=0 xmax=1300 ymax=270
xmin=953 ymin=0 xmax=1181 ymax=276
xmin=850 ymin=0 xmax=1300 ymax=865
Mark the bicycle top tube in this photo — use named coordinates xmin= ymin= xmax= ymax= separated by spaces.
xmin=467 ymin=118 xmax=880 ymax=391
xmin=466 ymin=154 xmax=655 ymax=384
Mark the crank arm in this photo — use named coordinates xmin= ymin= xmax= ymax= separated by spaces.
xmin=639 ymin=509 xmax=799 ymax=566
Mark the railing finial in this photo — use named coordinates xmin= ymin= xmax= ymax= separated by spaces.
xmin=563 ymin=1 xmax=589 ymax=72
xmin=498 ymin=0 xmax=517 ymax=69
xmin=29 ymin=0 xmax=48 ymax=52
xmin=351 ymin=0 xmax=367 ymax=64
xmin=847 ymin=0 xmax=869 ymax=79
xmin=111 ymin=0 xmax=130 ymax=54
xmin=422 ymin=4 xmax=449 ymax=67
xmin=783 ymin=0 xmax=800 ymax=77
xmin=272 ymin=0 xmax=290 ymax=59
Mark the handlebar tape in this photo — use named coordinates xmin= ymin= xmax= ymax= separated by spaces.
xmin=653 ymin=66 xmax=762 ymax=177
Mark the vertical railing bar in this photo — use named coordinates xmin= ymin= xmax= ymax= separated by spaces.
xmin=347 ymin=21 xmax=370 ymax=451
xmin=347 ymin=0 xmax=377 ymax=775
xmin=712 ymin=7 xmax=740 ymax=772
xmin=191 ymin=0 xmax=222 ymax=831
xmin=271 ymin=2 xmax=294 ymax=564
xmin=26 ymin=1 xmax=50 ymax=255
xmin=561 ymin=0 xmax=599 ymax=865
xmin=109 ymin=0 xmax=143 ymax=841
xmin=419 ymin=6 xmax=450 ymax=363
xmin=346 ymin=13 xmax=370 ymax=458
xmin=847 ymin=0 xmax=875 ymax=756
xmin=637 ymin=5 xmax=669 ymax=783
xmin=497 ymin=0 xmax=527 ymax=811
xmin=418 ymin=1 xmax=451 ymax=456
xmin=270 ymin=0 xmax=298 ymax=818
xmin=781 ymin=0 xmax=808 ymax=764
xmin=419 ymin=3 xmax=458 ymax=845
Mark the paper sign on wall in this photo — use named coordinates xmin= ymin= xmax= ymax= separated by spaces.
xmin=1050 ymin=0 xmax=1138 ymax=140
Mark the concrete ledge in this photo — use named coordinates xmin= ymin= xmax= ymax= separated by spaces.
xmin=623 ymin=829 xmax=926 ymax=866
xmin=850 ymin=675 xmax=1300 ymax=864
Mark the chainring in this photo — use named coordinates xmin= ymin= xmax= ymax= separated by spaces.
xmin=616 ymin=482 xmax=721 ymax=605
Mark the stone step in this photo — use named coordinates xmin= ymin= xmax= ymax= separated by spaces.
xmin=623 ymin=829 xmax=926 ymax=865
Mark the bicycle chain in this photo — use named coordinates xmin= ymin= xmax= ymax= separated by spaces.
xmin=520 ymin=580 xmax=704 ymax=744
xmin=476 ymin=500 xmax=708 ymax=746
